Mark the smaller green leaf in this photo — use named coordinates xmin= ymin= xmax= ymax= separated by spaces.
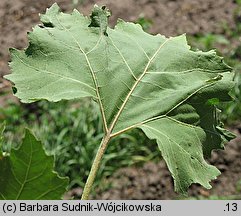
xmin=0 ymin=129 xmax=68 ymax=200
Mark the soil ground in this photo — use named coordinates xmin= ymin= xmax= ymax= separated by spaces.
xmin=0 ymin=0 xmax=237 ymax=77
xmin=1 ymin=0 xmax=241 ymax=199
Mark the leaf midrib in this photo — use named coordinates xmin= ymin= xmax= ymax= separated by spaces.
xmin=108 ymin=38 xmax=170 ymax=134
xmin=29 ymin=15 xmax=229 ymax=139
xmin=106 ymin=35 xmax=226 ymax=136
xmin=55 ymin=15 xmax=108 ymax=132
xmin=53 ymin=16 xmax=171 ymax=136
xmin=15 ymin=134 xmax=33 ymax=200
xmin=110 ymin=75 xmax=217 ymax=137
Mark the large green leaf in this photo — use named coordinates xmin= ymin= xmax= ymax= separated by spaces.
xmin=0 ymin=129 xmax=68 ymax=199
xmin=5 ymin=4 xmax=235 ymax=194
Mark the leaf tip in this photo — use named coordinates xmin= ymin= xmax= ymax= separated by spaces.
xmin=168 ymin=34 xmax=191 ymax=50
xmin=180 ymin=33 xmax=191 ymax=50
xmin=89 ymin=5 xmax=111 ymax=35
xmin=40 ymin=3 xmax=61 ymax=28
xmin=8 ymin=47 xmax=19 ymax=57
xmin=46 ymin=3 xmax=61 ymax=14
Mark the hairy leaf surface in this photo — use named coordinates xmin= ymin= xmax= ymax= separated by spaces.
xmin=5 ymin=4 xmax=235 ymax=194
xmin=0 ymin=129 xmax=68 ymax=200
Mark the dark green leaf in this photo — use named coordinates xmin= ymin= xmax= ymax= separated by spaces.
xmin=0 ymin=129 xmax=68 ymax=200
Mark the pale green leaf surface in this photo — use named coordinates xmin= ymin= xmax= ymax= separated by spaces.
xmin=5 ymin=4 xmax=235 ymax=194
xmin=139 ymin=98 xmax=235 ymax=193
xmin=140 ymin=118 xmax=219 ymax=194
xmin=0 ymin=129 xmax=68 ymax=200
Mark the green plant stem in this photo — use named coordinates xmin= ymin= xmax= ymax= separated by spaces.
xmin=81 ymin=133 xmax=111 ymax=200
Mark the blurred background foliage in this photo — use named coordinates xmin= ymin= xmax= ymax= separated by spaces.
xmin=0 ymin=98 xmax=159 ymax=191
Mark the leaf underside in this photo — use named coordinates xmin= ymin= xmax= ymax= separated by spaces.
xmin=0 ymin=129 xmax=68 ymax=200
xmin=5 ymin=3 xmax=235 ymax=194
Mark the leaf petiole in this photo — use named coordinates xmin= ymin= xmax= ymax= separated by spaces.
xmin=81 ymin=133 xmax=111 ymax=200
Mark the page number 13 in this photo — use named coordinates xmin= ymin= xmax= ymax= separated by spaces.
xmin=225 ymin=203 xmax=238 ymax=212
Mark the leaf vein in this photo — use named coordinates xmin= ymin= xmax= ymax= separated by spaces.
xmin=15 ymin=134 xmax=33 ymax=200
xmin=109 ymin=38 xmax=171 ymax=132
xmin=13 ymin=53 xmax=96 ymax=92
xmin=55 ymin=15 xmax=108 ymax=132
xmin=109 ymin=37 xmax=138 ymax=80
